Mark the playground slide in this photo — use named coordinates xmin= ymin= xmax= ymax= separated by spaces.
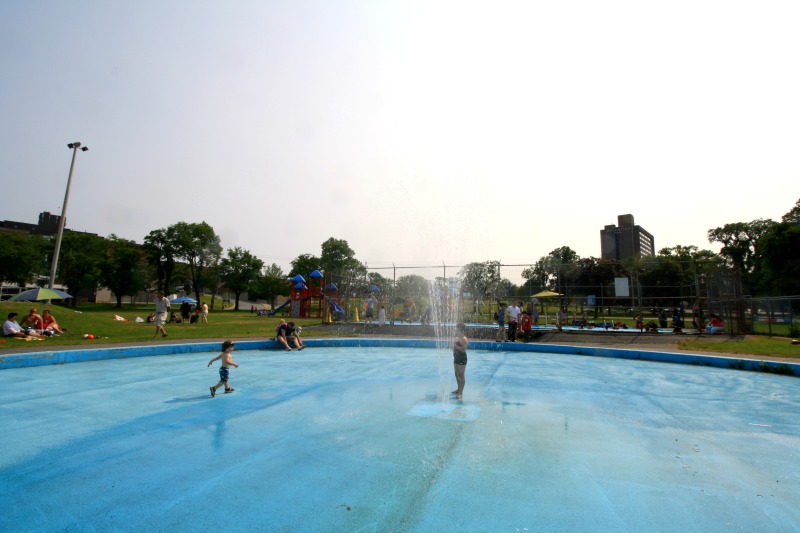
xmin=267 ymin=299 xmax=291 ymax=316
xmin=327 ymin=299 xmax=345 ymax=316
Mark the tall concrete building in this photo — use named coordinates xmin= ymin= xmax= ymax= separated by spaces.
xmin=600 ymin=214 xmax=655 ymax=260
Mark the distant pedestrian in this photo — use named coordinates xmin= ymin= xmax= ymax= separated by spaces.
xmin=658 ymin=309 xmax=668 ymax=328
xmin=201 ymin=302 xmax=209 ymax=323
xmin=208 ymin=340 xmax=238 ymax=397
xmin=153 ymin=291 xmax=170 ymax=338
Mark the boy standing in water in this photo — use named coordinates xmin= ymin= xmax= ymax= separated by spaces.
xmin=451 ymin=323 xmax=468 ymax=399
xmin=208 ymin=340 xmax=238 ymax=397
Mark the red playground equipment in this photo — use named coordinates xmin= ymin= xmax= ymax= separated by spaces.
xmin=288 ymin=270 xmax=325 ymax=318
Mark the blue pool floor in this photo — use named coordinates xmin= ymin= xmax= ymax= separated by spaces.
xmin=2 ymin=345 xmax=799 ymax=532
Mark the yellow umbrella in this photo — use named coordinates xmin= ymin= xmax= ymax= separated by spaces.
xmin=531 ymin=290 xmax=562 ymax=298
xmin=531 ymin=290 xmax=562 ymax=325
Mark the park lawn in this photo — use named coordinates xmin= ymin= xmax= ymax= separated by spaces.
xmin=676 ymin=335 xmax=800 ymax=360
xmin=0 ymin=302 xmax=326 ymax=349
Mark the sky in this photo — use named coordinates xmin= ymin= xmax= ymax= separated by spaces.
xmin=1 ymin=0 xmax=798 ymax=284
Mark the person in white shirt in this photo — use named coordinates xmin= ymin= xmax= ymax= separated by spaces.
xmin=153 ymin=291 xmax=170 ymax=339
xmin=505 ymin=301 xmax=521 ymax=342
xmin=3 ymin=312 xmax=35 ymax=338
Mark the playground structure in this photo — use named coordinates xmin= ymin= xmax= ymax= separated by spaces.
xmin=268 ymin=270 xmax=346 ymax=322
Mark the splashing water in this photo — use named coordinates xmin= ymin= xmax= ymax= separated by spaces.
xmin=427 ymin=278 xmax=462 ymax=407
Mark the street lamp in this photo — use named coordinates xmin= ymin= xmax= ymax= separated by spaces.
xmin=48 ymin=142 xmax=89 ymax=290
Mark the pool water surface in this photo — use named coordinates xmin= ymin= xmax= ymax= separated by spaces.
xmin=1 ymin=345 xmax=798 ymax=532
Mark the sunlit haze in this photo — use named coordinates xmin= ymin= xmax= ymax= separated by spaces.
xmin=2 ymin=1 xmax=798 ymax=283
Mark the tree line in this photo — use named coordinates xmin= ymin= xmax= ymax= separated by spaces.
xmin=1 ymin=199 xmax=797 ymax=308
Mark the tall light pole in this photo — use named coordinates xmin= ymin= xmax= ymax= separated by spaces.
xmin=48 ymin=142 xmax=89 ymax=289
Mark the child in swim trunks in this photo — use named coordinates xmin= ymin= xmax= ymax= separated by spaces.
xmin=451 ymin=323 xmax=468 ymax=399
xmin=208 ymin=340 xmax=239 ymax=397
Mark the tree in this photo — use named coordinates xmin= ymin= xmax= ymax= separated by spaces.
xmin=290 ymin=254 xmax=321 ymax=278
xmin=219 ymin=247 xmax=264 ymax=310
xmin=367 ymin=272 xmax=392 ymax=296
xmin=170 ymin=222 xmax=222 ymax=302
xmin=102 ymin=235 xmax=148 ymax=308
xmin=0 ymin=233 xmax=48 ymax=286
xmin=521 ymin=258 xmax=550 ymax=292
xmin=143 ymin=228 xmax=177 ymax=293
xmin=250 ymin=263 xmax=287 ymax=308
xmin=708 ymin=219 xmax=777 ymax=292
xmin=782 ymin=198 xmax=800 ymax=224
xmin=318 ymin=237 xmax=366 ymax=297
xmin=58 ymin=232 xmax=106 ymax=307
xmin=395 ymin=274 xmax=430 ymax=298
xmin=756 ymin=219 xmax=800 ymax=295
xmin=458 ymin=261 xmax=501 ymax=300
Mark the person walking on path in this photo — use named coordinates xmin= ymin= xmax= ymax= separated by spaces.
xmin=208 ymin=340 xmax=238 ymax=397
xmin=153 ymin=291 xmax=170 ymax=339
xmin=451 ymin=323 xmax=469 ymax=399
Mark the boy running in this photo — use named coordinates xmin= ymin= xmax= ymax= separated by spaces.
xmin=208 ymin=340 xmax=238 ymax=397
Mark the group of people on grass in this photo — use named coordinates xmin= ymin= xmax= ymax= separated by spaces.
xmin=3 ymin=308 xmax=65 ymax=339
xmin=151 ymin=291 xmax=209 ymax=339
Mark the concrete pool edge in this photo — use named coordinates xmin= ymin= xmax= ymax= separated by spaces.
xmin=1 ymin=338 xmax=797 ymax=376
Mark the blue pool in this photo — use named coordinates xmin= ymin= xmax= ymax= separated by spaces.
xmin=1 ymin=341 xmax=798 ymax=532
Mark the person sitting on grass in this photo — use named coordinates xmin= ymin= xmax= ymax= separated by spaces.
xmin=32 ymin=309 xmax=65 ymax=336
xmin=19 ymin=308 xmax=42 ymax=334
xmin=276 ymin=320 xmax=304 ymax=351
xmin=706 ymin=314 xmax=725 ymax=334
xmin=3 ymin=312 xmax=39 ymax=338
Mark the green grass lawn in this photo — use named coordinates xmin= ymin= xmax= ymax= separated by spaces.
xmin=0 ymin=301 xmax=325 ymax=349
xmin=676 ymin=335 xmax=800 ymax=360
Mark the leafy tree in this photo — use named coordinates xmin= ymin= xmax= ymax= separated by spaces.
xmin=367 ymin=272 xmax=392 ymax=296
xmin=708 ymin=219 xmax=777 ymax=292
xmin=102 ymin=235 xmax=148 ymax=308
xmin=0 ymin=233 xmax=48 ymax=286
xmin=170 ymin=222 xmax=222 ymax=303
xmin=521 ymin=258 xmax=550 ymax=292
xmin=782 ymin=197 xmax=800 ymax=224
xmin=290 ymin=254 xmax=321 ymax=278
xmin=203 ymin=265 xmax=221 ymax=310
xmin=756 ymin=220 xmax=800 ymax=295
xmin=458 ymin=261 xmax=501 ymax=300
xmin=395 ymin=274 xmax=430 ymax=298
xmin=58 ymin=232 xmax=106 ymax=307
xmin=143 ymin=228 xmax=177 ymax=293
xmin=219 ymin=247 xmax=264 ymax=310
xmin=250 ymin=263 xmax=288 ymax=308
xmin=319 ymin=237 xmax=366 ymax=297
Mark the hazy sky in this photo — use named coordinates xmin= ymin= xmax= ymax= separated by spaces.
xmin=2 ymin=1 xmax=798 ymax=283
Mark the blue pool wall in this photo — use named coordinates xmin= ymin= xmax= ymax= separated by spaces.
xmin=1 ymin=338 xmax=797 ymax=376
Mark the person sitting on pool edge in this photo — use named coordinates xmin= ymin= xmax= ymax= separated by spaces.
xmin=276 ymin=320 xmax=304 ymax=351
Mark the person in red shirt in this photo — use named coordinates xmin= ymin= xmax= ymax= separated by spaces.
xmin=519 ymin=311 xmax=533 ymax=343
